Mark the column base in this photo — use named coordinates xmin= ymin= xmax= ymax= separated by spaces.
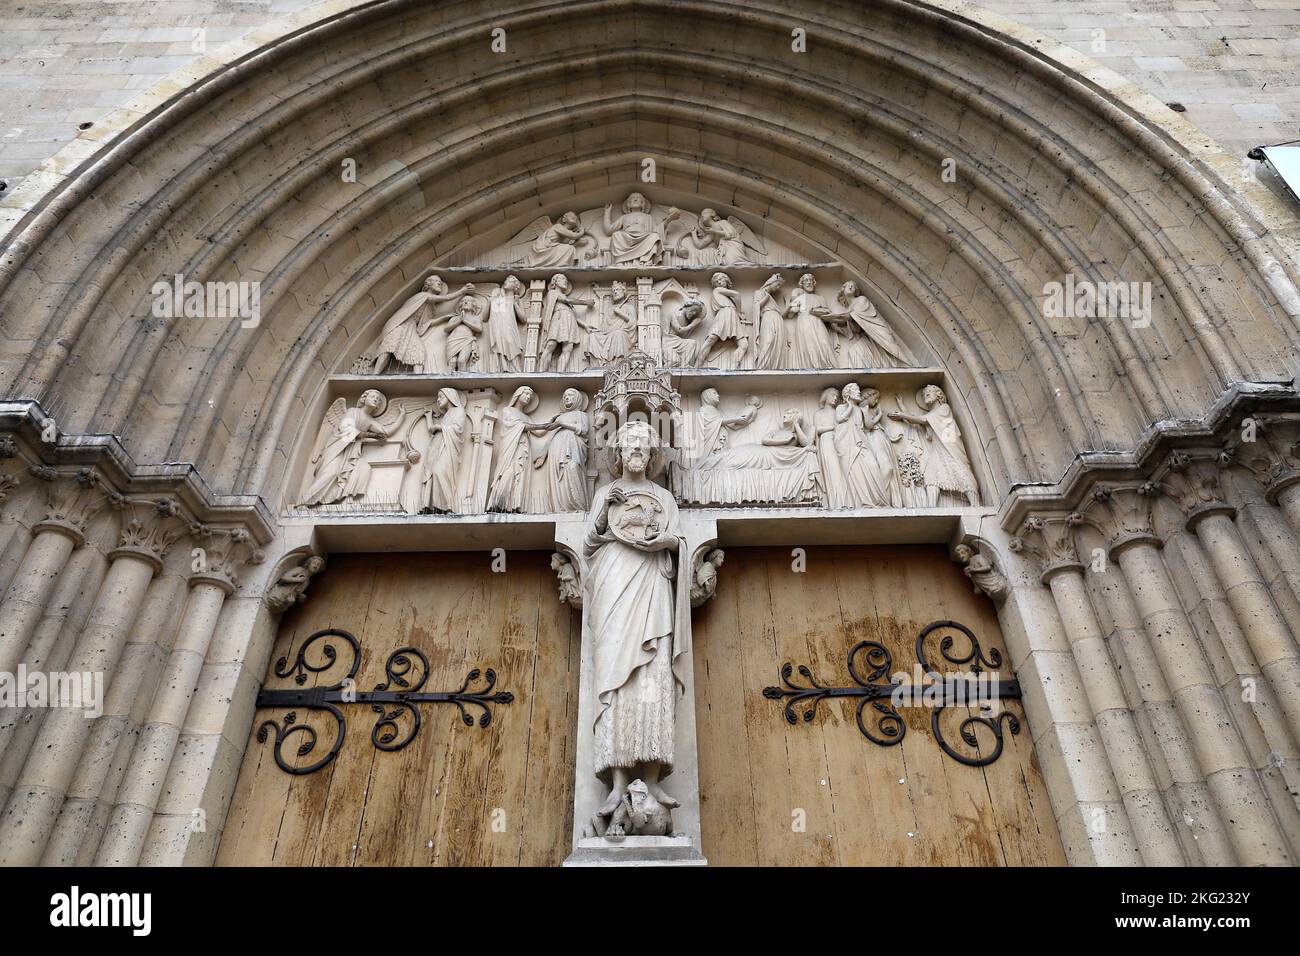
xmin=563 ymin=835 xmax=708 ymax=867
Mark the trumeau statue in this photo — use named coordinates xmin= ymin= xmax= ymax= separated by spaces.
xmin=583 ymin=421 xmax=689 ymax=835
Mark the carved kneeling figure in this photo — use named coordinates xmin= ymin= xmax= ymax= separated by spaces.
xmin=596 ymin=779 xmax=675 ymax=841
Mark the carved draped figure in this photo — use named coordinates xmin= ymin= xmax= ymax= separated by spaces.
xmin=786 ymin=289 xmax=837 ymax=369
xmin=752 ymin=284 xmax=785 ymax=370
xmin=541 ymin=409 xmax=591 ymax=512
xmin=608 ymin=211 xmax=661 ymax=265
xmin=837 ymin=294 xmax=915 ymax=369
xmin=836 ymin=401 xmax=890 ymax=507
xmin=814 ymin=402 xmax=850 ymax=507
xmin=487 ymin=393 xmax=537 ymax=512
xmin=422 ymin=391 xmax=469 ymax=513
xmin=482 ymin=289 xmax=525 ymax=372
xmin=584 ymin=479 xmax=691 ymax=783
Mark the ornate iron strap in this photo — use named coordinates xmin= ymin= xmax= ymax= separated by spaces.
xmin=255 ymin=628 xmax=514 ymax=775
xmin=762 ymin=619 xmax=1022 ymax=767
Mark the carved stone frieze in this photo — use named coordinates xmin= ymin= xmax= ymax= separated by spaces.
xmin=291 ymin=367 xmax=982 ymax=517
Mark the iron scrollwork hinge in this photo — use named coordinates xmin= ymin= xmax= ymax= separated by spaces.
xmin=762 ymin=619 xmax=1022 ymax=767
xmin=255 ymin=627 xmax=514 ymax=775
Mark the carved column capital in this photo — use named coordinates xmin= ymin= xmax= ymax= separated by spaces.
xmin=264 ymin=551 xmax=327 ymax=615
xmin=188 ymin=525 xmax=265 ymax=594
xmin=1086 ymin=482 xmax=1163 ymax=558
xmin=1163 ymin=451 xmax=1236 ymax=531
xmin=31 ymin=466 xmax=121 ymax=547
xmin=1222 ymin=414 xmax=1300 ymax=503
xmin=954 ymin=539 xmax=1008 ymax=604
xmin=1015 ymin=512 xmax=1086 ymax=584
xmin=110 ymin=497 xmax=190 ymax=571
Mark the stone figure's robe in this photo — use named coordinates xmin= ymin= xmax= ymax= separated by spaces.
xmin=584 ymin=480 xmax=691 ymax=782
xmin=487 ymin=405 xmax=534 ymax=512
xmin=786 ymin=289 xmax=837 ymax=369
xmin=608 ymin=211 xmax=661 ymax=265
xmin=422 ymin=396 xmax=468 ymax=513
xmin=299 ymin=410 xmax=377 ymax=506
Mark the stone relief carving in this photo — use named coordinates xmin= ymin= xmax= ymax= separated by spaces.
xmin=689 ymin=548 xmax=725 ymax=607
xmin=297 ymin=390 xmax=408 ymax=508
xmin=265 ymin=553 xmax=327 ymax=614
xmin=551 ymin=552 xmax=582 ymax=608
xmin=292 ymin=376 xmax=982 ymax=514
xmin=583 ymin=421 xmax=688 ymax=837
xmin=482 ymin=192 xmax=807 ymax=269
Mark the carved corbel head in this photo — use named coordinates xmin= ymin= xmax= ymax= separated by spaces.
xmin=953 ymin=538 xmax=1008 ymax=604
xmin=264 ymin=550 xmax=328 ymax=615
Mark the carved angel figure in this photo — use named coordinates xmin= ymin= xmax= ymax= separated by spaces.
xmin=521 ymin=211 xmax=594 ymax=267
xmin=677 ymin=208 xmax=765 ymax=265
xmin=297 ymin=390 xmax=405 ymax=507
xmin=689 ymin=548 xmax=725 ymax=607
xmin=887 ymin=385 xmax=979 ymax=506
xmin=604 ymin=192 xmax=678 ymax=266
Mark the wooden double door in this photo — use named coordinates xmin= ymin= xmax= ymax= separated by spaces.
xmin=218 ymin=546 xmax=1063 ymax=866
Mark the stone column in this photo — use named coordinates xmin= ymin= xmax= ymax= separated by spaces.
xmin=965 ymin=534 xmax=1140 ymax=865
xmin=1016 ymin=515 xmax=1184 ymax=865
xmin=0 ymin=468 xmax=112 ymax=678
xmin=94 ymin=527 xmax=258 ymax=866
xmin=141 ymin=550 xmax=324 ymax=866
xmin=1165 ymin=454 xmax=1300 ymax=746
xmin=635 ymin=276 xmax=662 ymax=361
xmin=1094 ymin=484 xmax=1291 ymax=865
xmin=523 ymin=278 xmax=546 ymax=372
xmin=0 ymin=497 xmax=186 ymax=865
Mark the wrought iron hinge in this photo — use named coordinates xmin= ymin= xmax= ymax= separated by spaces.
xmin=254 ymin=628 xmax=514 ymax=775
xmin=762 ymin=619 xmax=1022 ymax=767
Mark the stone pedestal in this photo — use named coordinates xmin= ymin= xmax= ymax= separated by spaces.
xmin=564 ymin=835 xmax=707 ymax=867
